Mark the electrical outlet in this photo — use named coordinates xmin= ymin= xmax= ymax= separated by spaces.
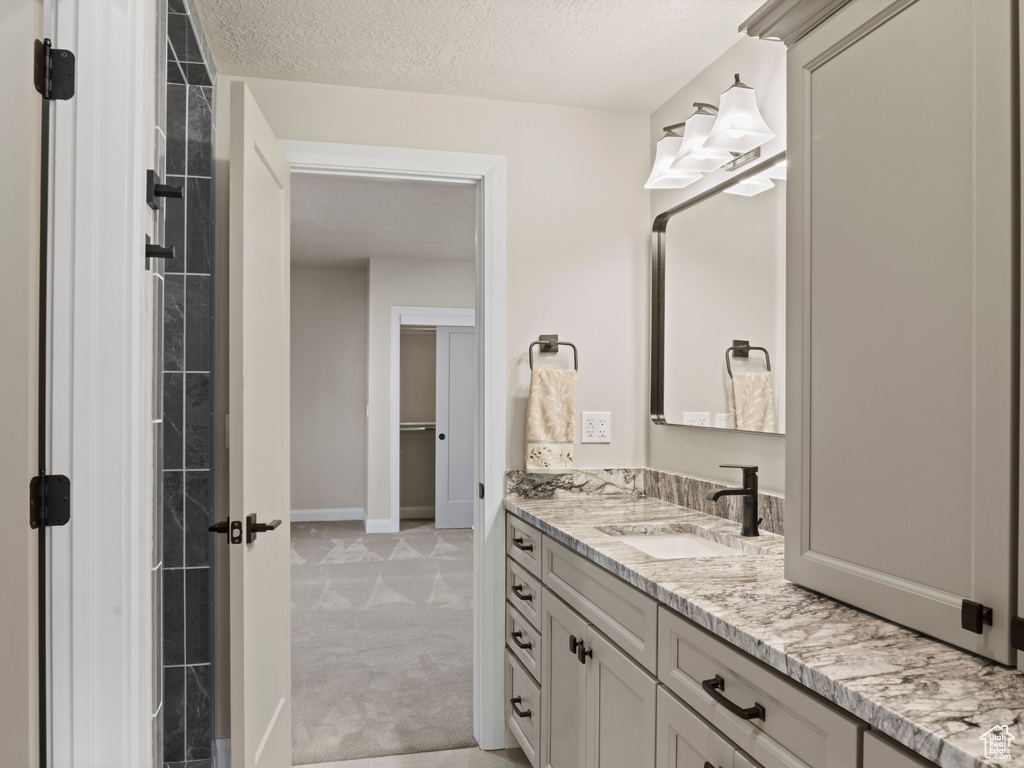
xmin=682 ymin=411 xmax=710 ymax=427
xmin=581 ymin=412 xmax=611 ymax=443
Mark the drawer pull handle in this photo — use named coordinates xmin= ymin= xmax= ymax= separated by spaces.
xmin=510 ymin=696 xmax=532 ymax=719
xmin=577 ymin=644 xmax=592 ymax=665
xmin=511 ymin=630 xmax=533 ymax=650
xmin=701 ymin=675 xmax=766 ymax=721
xmin=512 ymin=536 xmax=534 ymax=552
xmin=703 ymin=763 xmax=719 ymax=768
xmin=511 ymin=584 xmax=533 ymax=602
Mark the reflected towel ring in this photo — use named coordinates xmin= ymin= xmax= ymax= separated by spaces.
xmin=726 ymin=342 xmax=770 ymax=378
xmin=529 ymin=338 xmax=579 ymax=371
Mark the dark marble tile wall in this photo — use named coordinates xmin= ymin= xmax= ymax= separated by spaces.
xmin=162 ymin=1 xmax=216 ymax=765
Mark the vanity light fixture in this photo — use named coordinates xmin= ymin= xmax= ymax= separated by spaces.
xmin=645 ymin=124 xmax=702 ymax=189
xmin=669 ymin=103 xmax=733 ymax=174
xmin=705 ymin=74 xmax=775 ymax=155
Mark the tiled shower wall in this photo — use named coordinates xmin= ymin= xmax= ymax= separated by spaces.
xmin=162 ymin=1 xmax=217 ymax=765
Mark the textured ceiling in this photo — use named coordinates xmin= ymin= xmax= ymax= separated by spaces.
xmin=291 ymin=174 xmax=477 ymax=267
xmin=191 ymin=0 xmax=764 ymax=112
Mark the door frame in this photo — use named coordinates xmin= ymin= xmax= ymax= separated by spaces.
xmin=280 ymin=140 xmax=508 ymax=749
xmin=391 ymin=306 xmax=475 ymax=531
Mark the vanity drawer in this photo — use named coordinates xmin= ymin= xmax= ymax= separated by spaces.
xmin=506 ymin=602 xmax=542 ymax=681
xmin=542 ymin=535 xmax=659 ymax=673
xmin=507 ymin=513 xmax=542 ymax=578
xmin=506 ymin=649 xmax=541 ymax=768
xmin=657 ymin=686 xmax=740 ymax=768
xmin=863 ymin=732 xmax=935 ymax=768
xmin=658 ymin=607 xmax=862 ymax=768
xmin=507 ymin=558 xmax=543 ymax=631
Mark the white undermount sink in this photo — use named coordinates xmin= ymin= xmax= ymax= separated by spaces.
xmin=596 ymin=522 xmax=772 ymax=560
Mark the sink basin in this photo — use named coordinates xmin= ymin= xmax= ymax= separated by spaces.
xmin=596 ymin=522 xmax=773 ymax=560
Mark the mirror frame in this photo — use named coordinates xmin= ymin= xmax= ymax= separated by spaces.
xmin=650 ymin=150 xmax=786 ymax=432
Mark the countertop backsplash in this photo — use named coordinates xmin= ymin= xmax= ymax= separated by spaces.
xmin=505 ymin=467 xmax=785 ymax=536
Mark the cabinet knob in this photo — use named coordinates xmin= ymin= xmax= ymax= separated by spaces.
xmin=577 ymin=644 xmax=592 ymax=665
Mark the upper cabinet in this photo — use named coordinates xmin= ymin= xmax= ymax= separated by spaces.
xmin=780 ymin=0 xmax=1019 ymax=663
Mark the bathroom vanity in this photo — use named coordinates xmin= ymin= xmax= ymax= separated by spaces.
xmin=503 ymin=491 xmax=1024 ymax=768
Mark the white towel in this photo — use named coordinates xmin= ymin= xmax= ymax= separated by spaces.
xmin=731 ymin=371 xmax=777 ymax=432
xmin=525 ymin=367 xmax=577 ymax=474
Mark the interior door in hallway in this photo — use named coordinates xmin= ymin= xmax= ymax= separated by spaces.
xmin=227 ymin=80 xmax=292 ymax=767
xmin=436 ymin=325 xmax=476 ymax=529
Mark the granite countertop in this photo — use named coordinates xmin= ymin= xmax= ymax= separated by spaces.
xmin=503 ymin=493 xmax=1024 ymax=768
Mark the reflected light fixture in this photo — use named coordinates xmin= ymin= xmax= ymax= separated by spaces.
xmin=645 ymin=125 xmax=702 ymax=189
xmin=669 ymin=103 xmax=733 ymax=174
xmin=723 ymin=175 xmax=775 ymax=197
xmin=705 ymin=74 xmax=775 ymax=155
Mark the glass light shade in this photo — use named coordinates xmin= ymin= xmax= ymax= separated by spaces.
xmin=765 ymin=161 xmax=787 ymax=180
xmin=669 ymin=107 xmax=732 ymax=173
xmin=705 ymin=76 xmax=775 ymax=155
xmin=723 ymin=176 xmax=774 ymax=197
xmin=645 ymin=133 xmax=702 ymax=189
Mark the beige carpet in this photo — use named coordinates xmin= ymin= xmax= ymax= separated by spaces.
xmin=291 ymin=520 xmax=476 ymax=765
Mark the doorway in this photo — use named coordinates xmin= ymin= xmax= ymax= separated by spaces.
xmin=288 ymin=168 xmax=484 ymax=764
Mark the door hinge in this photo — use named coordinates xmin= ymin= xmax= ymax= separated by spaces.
xmin=34 ymin=39 xmax=75 ymax=101
xmin=479 ymin=482 xmax=485 ymax=500
xmin=30 ymin=474 xmax=71 ymax=529
xmin=1011 ymin=617 xmax=1024 ymax=651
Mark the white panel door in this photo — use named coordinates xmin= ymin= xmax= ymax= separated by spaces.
xmin=228 ymin=80 xmax=292 ymax=767
xmin=436 ymin=325 xmax=476 ymax=528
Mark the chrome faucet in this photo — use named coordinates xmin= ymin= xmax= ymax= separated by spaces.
xmin=706 ymin=464 xmax=760 ymax=537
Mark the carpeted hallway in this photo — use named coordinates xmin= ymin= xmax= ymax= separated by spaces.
xmin=291 ymin=520 xmax=476 ymax=765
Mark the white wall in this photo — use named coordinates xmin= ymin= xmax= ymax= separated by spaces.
xmin=647 ymin=36 xmax=787 ymax=492
xmin=0 ymin=2 xmax=41 ymax=763
xmin=290 ymin=267 xmax=368 ymax=511
xmin=367 ymin=258 xmax=475 ymax=521
xmin=217 ymin=75 xmax=651 ymax=491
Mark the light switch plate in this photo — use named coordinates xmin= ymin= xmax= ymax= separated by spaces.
xmin=582 ymin=412 xmax=611 ymax=443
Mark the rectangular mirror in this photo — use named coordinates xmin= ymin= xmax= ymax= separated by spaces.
xmin=651 ymin=152 xmax=786 ymax=434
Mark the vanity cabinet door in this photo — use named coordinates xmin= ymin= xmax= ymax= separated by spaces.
xmin=786 ymin=0 xmax=1018 ymax=664
xmin=586 ymin=627 xmax=657 ymax=768
xmin=541 ymin=588 xmax=588 ymax=768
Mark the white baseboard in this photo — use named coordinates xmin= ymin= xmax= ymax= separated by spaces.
xmin=214 ymin=737 xmax=230 ymax=768
xmin=364 ymin=518 xmax=400 ymax=534
xmin=291 ymin=507 xmax=363 ymax=522
xmin=400 ymin=505 xmax=435 ymax=519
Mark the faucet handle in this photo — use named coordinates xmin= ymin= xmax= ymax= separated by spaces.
xmin=720 ymin=464 xmax=758 ymax=475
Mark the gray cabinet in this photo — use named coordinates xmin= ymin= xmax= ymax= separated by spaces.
xmin=784 ymin=0 xmax=1019 ymax=663
xmin=541 ymin=588 xmax=658 ymax=768
xmin=541 ymin=589 xmax=587 ymax=768
xmin=863 ymin=732 xmax=935 ymax=768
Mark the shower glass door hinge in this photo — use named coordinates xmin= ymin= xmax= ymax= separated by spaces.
xmin=34 ymin=39 xmax=75 ymax=101
xmin=1011 ymin=617 xmax=1024 ymax=651
xmin=29 ymin=474 xmax=71 ymax=529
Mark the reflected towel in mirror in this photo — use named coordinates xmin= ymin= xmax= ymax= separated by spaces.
xmin=525 ymin=367 xmax=577 ymax=473
xmin=731 ymin=371 xmax=776 ymax=432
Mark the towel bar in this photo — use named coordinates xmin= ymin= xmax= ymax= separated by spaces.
xmin=529 ymin=335 xmax=579 ymax=371
xmin=726 ymin=340 xmax=770 ymax=377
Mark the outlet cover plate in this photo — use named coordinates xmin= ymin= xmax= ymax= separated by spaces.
xmin=582 ymin=412 xmax=611 ymax=443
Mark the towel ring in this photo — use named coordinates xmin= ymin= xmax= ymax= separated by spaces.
xmin=726 ymin=342 xmax=770 ymax=378
xmin=529 ymin=340 xmax=579 ymax=371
